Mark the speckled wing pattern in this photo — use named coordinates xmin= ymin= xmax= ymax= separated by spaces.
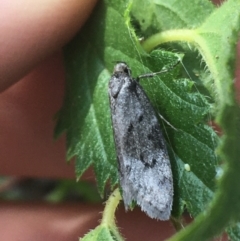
xmin=108 ymin=63 xmax=173 ymax=220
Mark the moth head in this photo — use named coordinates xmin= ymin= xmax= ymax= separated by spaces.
xmin=113 ymin=62 xmax=131 ymax=76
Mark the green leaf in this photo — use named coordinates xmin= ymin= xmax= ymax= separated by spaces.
xmin=131 ymin=0 xmax=240 ymax=240
xmin=55 ymin=0 xmax=218 ymax=216
xmin=227 ymin=223 xmax=240 ymax=241
xmin=55 ymin=0 xmax=240 ymax=240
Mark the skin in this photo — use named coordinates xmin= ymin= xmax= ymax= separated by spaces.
xmin=0 ymin=0 xmax=237 ymax=240
xmin=0 ymin=0 xmax=98 ymax=179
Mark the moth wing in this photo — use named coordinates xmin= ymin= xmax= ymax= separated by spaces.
xmin=110 ymin=79 xmax=173 ymax=220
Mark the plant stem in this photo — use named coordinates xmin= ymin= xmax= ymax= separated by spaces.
xmin=101 ymin=188 xmax=122 ymax=226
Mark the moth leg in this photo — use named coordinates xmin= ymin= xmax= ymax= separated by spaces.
xmin=157 ymin=113 xmax=177 ymax=131
xmin=136 ymin=59 xmax=180 ymax=81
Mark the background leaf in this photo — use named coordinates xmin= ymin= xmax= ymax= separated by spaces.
xmin=131 ymin=0 xmax=215 ymax=35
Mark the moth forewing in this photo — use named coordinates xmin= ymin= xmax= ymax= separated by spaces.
xmin=108 ymin=62 xmax=173 ymax=220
